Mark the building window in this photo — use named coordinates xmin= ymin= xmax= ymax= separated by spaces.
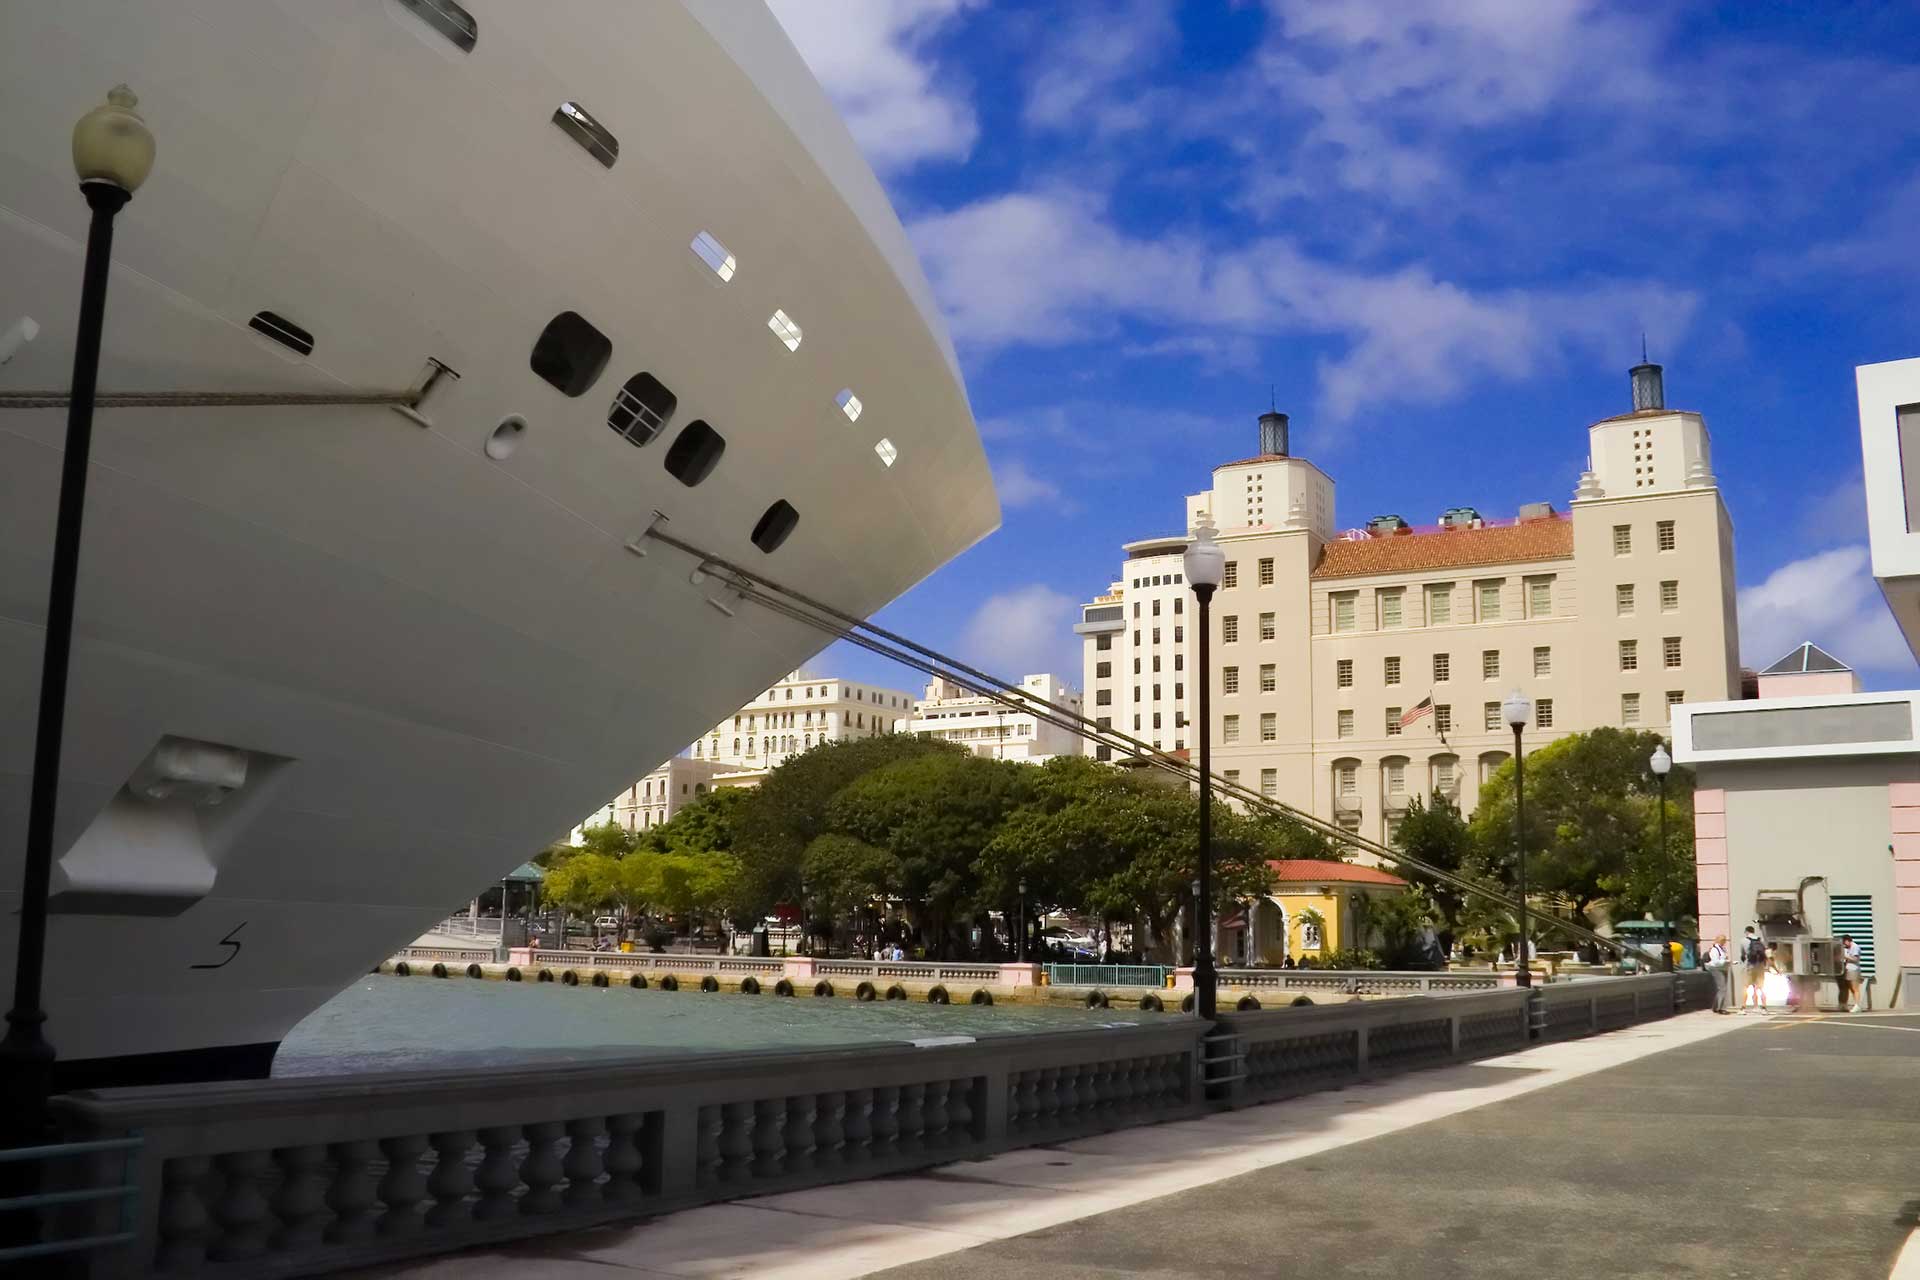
xmin=1260 ymin=712 xmax=1277 ymax=742
xmin=1435 ymin=704 xmax=1452 ymax=734
xmin=1664 ymin=636 xmax=1682 ymax=667
xmin=1096 ymin=744 xmax=1113 ymax=761
xmin=1152 ymin=627 xmax=1161 ymax=644
xmin=1533 ymin=646 xmax=1551 ymax=677
xmin=1175 ymin=626 xmax=1184 ymax=643
xmin=1435 ymin=758 xmax=1456 ymax=791
xmin=1427 ymin=584 xmax=1452 ymax=625
xmin=1257 ymin=664 xmax=1275 ymax=693
xmin=1096 ymin=634 xmax=1112 ymax=651
xmin=1477 ymin=580 xmax=1503 ymax=621
xmin=607 ymin=372 xmax=678 ymax=447
xmin=1385 ymin=812 xmax=1405 ymax=847
xmin=1661 ymin=580 xmax=1679 ymax=611
xmin=1536 ymin=698 xmax=1554 ymax=728
xmin=1260 ymin=769 xmax=1278 ymax=799
xmin=1384 ymin=656 xmax=1401 ymax=685
xmin=1153 ymin=713 xmax=1162 ymax=729
xmin=1134 ymin=630 xmax=1141 ymax=646
xmin=1174 ymin=597 xmax=1184 ymax=615
xmin=1333 ymin=593 xmax=1357 ymax=632
xmin=1526 ymin=576 xmax=1553 ymax=618
xmin=1223 ymin=715 xmax=1241 ymax=744
xmin=1096 ymin=662 xmax=1111 ymax=679
xmin=1657 ymin=520 xmax=1676 ymax=552
xmin=1337 ymin=764 xmax=1358 ymax=796
xmin=1222 ymin=616 xmax=1239 ymax=643
xmin=1337 ymin=659 xmax=1354 ymax=688
xmin=1175 ymin=654 xmax=1185 ymax=671
xmin=1381 ymin=590 xmax=1404 ymax=628
xmin=1433 ymin=653 xmax=1451 ymax=683
xmin=1095 ymin=689 xmax=1111 ymax=706
xmin=1224 ymin=769 xmax=1240 ymax=786
xmin=1223 ymin=561 xmax=1239 ymax=588
xmin=1151 ymin=599 xmax=1161 ymax=617
xmin=1619 ymin=639 xmax=1638 ymax=671
xmin=1386 ymin=708 xmax=1402 ymax=737
xmin=1482 ymin=650 xmax=1500 ymax=680
xmin=1133 ymin=686 xmax=1141 ymax=703
xmin=1133 ymin=603 xmax=1141 ymax=619
xmin=1617 ymin=584 xmax=1635 ymax=615
xmin=1134 ymin=715 xmax=1141 ymax=730
xmin=1153 ymin=684 xmax=1162 ymax=701
xmin=1666 ymin=690 xmax=1685 ymax=713
xmin=1223 ymin=666 xmax=1240 ymax=694
xmin=1337 ymin=709 xmax=1354 ymax=738
xmin=1258 ymin=558 xmax=1275 ymax=586
xmin=1385 ymin=760 xmax=1405 ymax=794
xmin=1258 ymin=613 xmax=1275 ymax=641
xmin=1483 ymin=702 xmax=1501 ymax=731
xmin=1152 ymin=656 xmax=1162 ymax=673
xmin=1621 ymin=692 xmax=1641 ymax=724
xmin=1613 ymin=524 xmax=1632 ymax=555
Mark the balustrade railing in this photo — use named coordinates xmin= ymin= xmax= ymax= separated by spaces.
xmin=1045 ymin=964 xmax=1173 ymax=989
xmin=1213 ymin=968 xmax=1502 ymax=995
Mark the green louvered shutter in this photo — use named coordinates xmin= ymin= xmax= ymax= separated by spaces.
xmin=1830 ymin=896 xmax=1875 ymax=975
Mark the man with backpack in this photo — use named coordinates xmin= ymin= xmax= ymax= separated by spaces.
xmin=1740 ymin=926 xmax=1769 ymax=1014
xmin=1704 ymin=935 xmax=1732 ymax=1013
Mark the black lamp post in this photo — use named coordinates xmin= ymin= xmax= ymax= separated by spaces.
xmin=1502 ymin=690 xmax=1532 ymax=989
xmin=1183 ymin=520 xmax=1225 ymax=1019
xmin=1017 ymin=878 xmax=1027 ymax=963
xmin=1650 ymin=742 xmax=1673 ymax=971
xmin=2 ymin=87 xmax=155 ymax=1145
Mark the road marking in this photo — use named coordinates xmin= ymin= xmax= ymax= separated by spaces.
xmin=1811 ymin=1020 xmax=1920 ymax=1036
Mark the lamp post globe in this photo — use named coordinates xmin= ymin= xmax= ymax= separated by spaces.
xmin=1502 ymin=690 xmax=1532 ymax=988
xmin=4 ymin=88 xmax=155 ymax=1146
xmin=1184 ymin=520 xmax=1224 ymax=1021
xmin=1650 ymin=743 xmax=1673 ymax=970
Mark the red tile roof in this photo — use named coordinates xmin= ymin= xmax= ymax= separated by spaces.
xmin=1310 ymin=517 xmax=1572 ymax=580
xmin=1267 ymin=859 xmax=1407 ymax=886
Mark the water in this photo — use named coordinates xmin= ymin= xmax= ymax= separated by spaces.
xmin=275 ymin=974 xmax=1144 ymax=1076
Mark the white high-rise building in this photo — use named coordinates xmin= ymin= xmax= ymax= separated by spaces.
xmin=909 ymin=673 xmax=1083 ymax=762
xmin=692 ymin=670 xmax=915 ymax=771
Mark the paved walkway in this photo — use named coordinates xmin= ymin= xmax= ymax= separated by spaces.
xmin=347 ymin=1007 xmax=1920 ymax=1280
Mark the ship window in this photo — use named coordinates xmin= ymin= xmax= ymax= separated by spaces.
xmin=664 ymin=420 xmax=725 ymax=487
xmin=767 ymin=310 xmax=802 ymax=352
xmin=607 ymin=372 xmax=676 ymax=446
xmin=552 ymin=101 xmax=617 ymax=168
xmin=396 ymin=0 xmax=477 ymax=52
xmin=874 ymin=437 xmax=898 ymax=467
xmin=691 ymin=231 xmax=736 ymax=283
xmin=836 ymin=389 xmax=862 ymax=423
xmin=530 ymin=311 xmax=610 ymax=397
xmin=751 ymin=500 xmax=800 ymax=554
xmin=248 ymin=310 xmax=313 ymax=357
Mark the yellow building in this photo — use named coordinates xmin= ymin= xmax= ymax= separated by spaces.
xmin=1224 ymin=859 xmax=1412 ymax=965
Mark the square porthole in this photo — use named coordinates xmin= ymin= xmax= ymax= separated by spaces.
xmin=836 ymin=389 xmax=862 ymax=423
xmin=767 ymin=310 xmax=802 ymax=352
xmin=874 ymin=437 xmax=898 ymax=467
xmin=691 ymin=231 xmax=736 ymax=283
xmin=530 ymin=311 xmax=611 ymax=397
xmin=664 ymin=420 xmax=725 ymax=487
xmin=608 ymin=372 xmax=676 ymax=446
xmin=751 ymin=500 xmax=799 ymax=553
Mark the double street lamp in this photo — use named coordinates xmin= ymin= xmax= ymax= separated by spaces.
xmin=1017 ymin=878 xmax=1027 ymax=963
xmin=2 ymin=88 xmax=156 ymax=1144
xmin=1650 ymin=742 xmax=1673 ymax=971
xmin=1502 ymin=690 xmax=1533 ymax=988
xmin=1183 ymin=520 xmax=1226 ymax=1019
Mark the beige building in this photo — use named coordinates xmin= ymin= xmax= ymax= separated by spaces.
xmin=1079 ymin=361 xmax=1742 ymax=843
xmin=910 ymin=673 xmax=1083 ymax=762
xmin=579 ymin=755 xmax=733 ymax=836
xmin=692 ymin=670 xmax=915 ymax=771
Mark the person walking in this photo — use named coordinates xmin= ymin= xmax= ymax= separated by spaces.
xmin=1740 ymin=926 xmax=1769 ymax=1014
xmin=1704 ymin=935 xmax=1732 ymax=1014
xmin=1839 ymin=933 xmax=1865 ymax=1013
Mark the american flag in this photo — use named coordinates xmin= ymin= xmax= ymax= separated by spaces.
xmin=1399 ymin=696 xmax=1434 ymax=729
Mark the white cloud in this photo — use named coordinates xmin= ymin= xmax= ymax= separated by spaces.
xmin=768 ymin=0 xmax=980 ymax=172
xmin=910 ymin=189 xmax=1695 ymax=421
xmin=1024 ymin=0 xmax=1177 ymax=133
xmin=960 ymin=584 xmax=1080 ymax=681
xmin=990 ymin=458 xmax=1063 ymax=509
xmin=1736 ymin=545 xmax=1913 ymax=675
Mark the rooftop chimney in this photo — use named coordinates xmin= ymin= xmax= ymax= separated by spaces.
xmin=1629 ymin=351 xmax=1664 ymax=412
xmin=1258 ymin=410 xmax=1289 ymax=457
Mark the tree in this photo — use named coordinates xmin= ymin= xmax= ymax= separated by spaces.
xmin=541 ymin=852 xmax=621 ymax=933
xmin=641 ymin=786 xmax=750 ymax=855
xmin=802 ymin=833 xmax=902 ymax=929
xmin=1609 ymin=788 xmax=1696 ymax=927
xmin=1390 ymin=795 xmax=1477 ymax=930
xmin=1349 ymin=888 xmax=1440 ymax=969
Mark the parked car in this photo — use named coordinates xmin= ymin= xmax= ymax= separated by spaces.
xmin=593 ymin=916 xmax=622 ymax=932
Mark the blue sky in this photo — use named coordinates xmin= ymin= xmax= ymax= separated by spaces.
xmin=768 ymin=0 xmax=1920 ymax=695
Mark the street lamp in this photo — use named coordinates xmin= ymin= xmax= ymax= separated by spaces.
xmin=1502 ymin=689 xmax=1533 ymax=989
xmin=1017 ymin=878 xmax=1028 ymax=963
xmin=1184 ymin=519 xmax=1225 ymax=1019
xmin=2 ymin=88 xmax=155 ymax=1144
xmin=1650 ymin=742 xmax=1673 ymax=972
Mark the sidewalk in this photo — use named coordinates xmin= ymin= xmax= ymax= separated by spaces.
xmin=355 ymin=1010 xmax=1751 ymax=1279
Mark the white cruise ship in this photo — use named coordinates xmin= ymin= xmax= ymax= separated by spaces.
xmin=0 ymin=1 xmax=997 ymax=1085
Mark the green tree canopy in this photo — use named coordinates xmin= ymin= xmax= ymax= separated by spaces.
xmin=1390 ymin=794 xmax=1478 ymax=929
xmin=640 ymin=786 xmax=751 ymax=855
xmin=801 ymin=833 xmax=903 ymax=921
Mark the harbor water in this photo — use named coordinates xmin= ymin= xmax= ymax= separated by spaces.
xmin=275 ymin=973 xmax=1146 ymax=1076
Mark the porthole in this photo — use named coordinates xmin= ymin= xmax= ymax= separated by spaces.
xmin=395 ymin=0 xmax=476 ymax=51
xmin=485 ymin=415 xmax=526 ymax=461
xmin=691 ymin=231 xmax=736 ymax=283
xmin=767 ymin=309 xmax=802 ymax=352
xmin=529 ymin=311 xmax=611 ymax=397
xmin=874 ymin=437 xmax=898 ymax=468
xmin=664 ymin=420 xmax=725 ymax=487
xmin=552 ymin=101 xmax=618 ymax=169
xmin=836 ymin=389 xmax=862 ymax=423
xmin=607 ymin=373 xmax=676 ymax=447
xmin=249 ymin=310 xmax=313 ymax=357
xmin=750 ymin=500 xmax=799 ymax=554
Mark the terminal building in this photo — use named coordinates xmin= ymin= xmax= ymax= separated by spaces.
xmin=1076 ymin=362 xmax=1742 ymax=843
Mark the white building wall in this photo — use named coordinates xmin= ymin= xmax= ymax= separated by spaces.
xmin=909 ymin=673 xmax=1084 ymax=762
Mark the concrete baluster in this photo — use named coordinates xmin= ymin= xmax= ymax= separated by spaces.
xmin=785 ymin=1094 xmax=818 ymax=1173
xmin=947 ymin=1078 xmax=975 ymax=1143
xmin=869 ymin=1086 xmax=900 ymax=1156
xmin=155 ymin=1154 xmax=214 ymax=1270
xmin=209 ymin=1148 xmax=275 ymax=1260
xmin=921 ymin=1079 xmax=950 ymax=1149
xmin=562 ymin=1117 xmax=607 ymax=1206
xmin=695 ymin=1105 xmax=725 ymax=1188
xmin=270 ymin=1144 xmax=331 ymax=1249
xmin=324 ymin=1140 xmax=383 ymax=1244
xmin=424 ymin=1131 xmax=476 ymax=1227
xmin=751 ymin=1099 xmax=787 ymax=1178
xmin=518 ymin=1121 xmax=567 ymax=1214
xmin=841 ymin=1088 xmax=874 ymax=1161
xmin=376 ymin=1134 xmax=430 ymax=1236
xmin=718 ymin=1102 xmax=756 ymax=1184
xmin=472 ymin=1126 xmax=522 ymax=1221
xmin=1016 ymin=1069 xmax=1041 ymax=1131
xmin=896 ymin=1082 xmax=926 ymax=1154
xmin=602 ymin=1113 xmax=647 ymax=1201
xmin=812 ymin=1091 xmax=846 ymax=1167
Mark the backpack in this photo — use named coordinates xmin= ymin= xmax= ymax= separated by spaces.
xmin=1744 ymin=936 xmax=1767 ymax=966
